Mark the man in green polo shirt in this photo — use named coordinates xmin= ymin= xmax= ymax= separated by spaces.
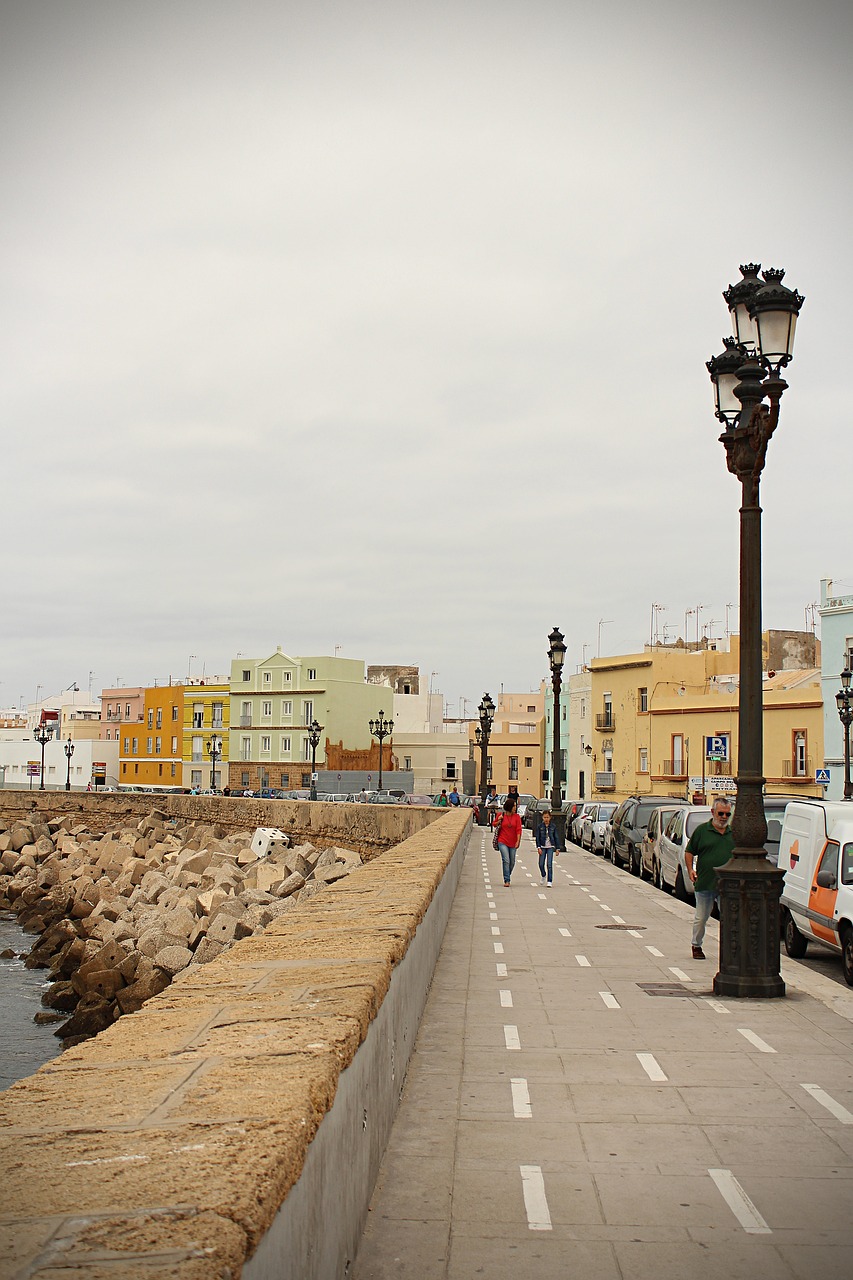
xmin=685 ymin=796 xmax=734 ymax=960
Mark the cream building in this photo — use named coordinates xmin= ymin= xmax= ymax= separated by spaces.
xmin=587 ymin=637 xmax=823 ymax=803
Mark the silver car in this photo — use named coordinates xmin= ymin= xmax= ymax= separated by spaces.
xmin=658 ymin=805 xmax=719 ymax=900
xmin=641 ymin=804 xmax=688 ymax=886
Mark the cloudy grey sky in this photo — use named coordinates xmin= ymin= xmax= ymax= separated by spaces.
xmin=2 ymin=0 xmax=851 ymax=713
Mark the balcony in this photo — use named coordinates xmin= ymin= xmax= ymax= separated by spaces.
xmin=659 ymin=760 xmax=687 ymax=778
xmin=783 ymin=758 xmax=813 ymax=779
xmin=240 ymin=715 xmax=252 ymax=727
xmin=595 ymin=771 xmax=616 ymax=789
xmin=595 ymin=713 xmax=615 ymax=731
xmin=706 ymin=760 xmax=733 ymax=777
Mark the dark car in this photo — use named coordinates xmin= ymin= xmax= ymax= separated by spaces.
xmin=609 ymin=796 xmax=682 ymax=874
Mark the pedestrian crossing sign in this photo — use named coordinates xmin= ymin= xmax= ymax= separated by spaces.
xmin=816 ymin=768 xmax=831 ymax=784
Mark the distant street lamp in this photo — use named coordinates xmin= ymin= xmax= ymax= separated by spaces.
xmin=548 ymin=627 xmax=567 ymax=844
xmin=475 ymin=693 xmax=496 ymax=825
xmin=33 ymin=722 xmax=53 ymax=791
xmin=64 ymin=736 xmax=75 ymax=791
xmin=706 ymin=262 xmax=804 ymax=999
xmin=836 ymin=670 xmax=853 ymax=801
xmin=206 ymin=734 xmax=223 ymax=791
xmin=307 ymin=719 xmax=323 ymax=800
xmin=369 ymin=711 xmax=394 ymax=792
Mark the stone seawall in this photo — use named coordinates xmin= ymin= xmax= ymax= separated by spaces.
xmin=0 ymin=792 xmax=441 ymax=854
xmin=0 ymin=806 xmax=470 ymax=1279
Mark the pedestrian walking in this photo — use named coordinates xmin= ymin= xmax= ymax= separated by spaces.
xmin=449 ymin=785 xmax=461 ymax=806
xmin=494 ymin=797 xmax=522 ymax=887
xmin=535 ymin=808 xmax=561 ymax=886
xmin=436 ymin=789 xmax=449 ymax=807
xmin=685 ymin=796 xmax=734 ymax=959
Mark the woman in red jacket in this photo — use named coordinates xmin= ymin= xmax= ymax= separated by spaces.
xmin=495 ymin=797 xmax=522 ymax=887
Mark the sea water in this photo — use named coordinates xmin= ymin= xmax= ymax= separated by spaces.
xmin=0 ymin=910 xmax=62 ymax=1089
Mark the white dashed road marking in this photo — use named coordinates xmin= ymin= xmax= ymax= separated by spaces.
xmin=511 ymin=1078 xmax=532 ymax=1119
xmin=737 ymin=1028 xmax=776 ymax=1054
xmin=559 ymin=927 xmax=572 ymax=937
xmin=612 ymin=915 xmax=625 ymax=924
xmin=504 ymin=1025 xmax=520 ymax=1050
xmin=600 ymin=992 xmax=620 ymax=1009
xmin=646 ymin=946 xmax=664 ymax=957
xmin=500 ymin=989 xmax=513 ymax=1007
xmin=496 ymin=963 xmax=507 ymax=977
xmin=636 ymin=1053 xmax=667 ymax=1082
xmin=709 ymin=1168 xmax=771 ymax=1234
xmin=491 ymin=926 xmax=501 ymax=935
xmin=801 ymin=1083 xmax=853 ymax=1125
xmin=575 ymin=955 xmax=591 ymax=967
xmin=494 ymin=943 xmax=504 ymax=954
xmin=669 ymin=967 xmax=691 ymax=982
xmin=705 ymin=998 xmax=730 ymax=1014
xmin=628 ymin=930 xmax=643 ymax=938
xmin=546 ymin=907 xmax=557 ymax=915
xmin=520 ymin=1165 xmax=552 ymax=1231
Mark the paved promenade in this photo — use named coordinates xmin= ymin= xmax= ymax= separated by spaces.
xmin=354 ymin=825 xmax=853 ymax=1279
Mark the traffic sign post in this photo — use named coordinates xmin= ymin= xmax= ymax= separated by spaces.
xmin=816 ymin=768 xmax=831 ymax=786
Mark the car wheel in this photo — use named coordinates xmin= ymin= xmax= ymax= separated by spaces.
xmin=674 ymin=866 xmax=690 ymax=901
xmin=629 ymin=845 xmax=640 ymax=876
xmin=783 ymin=911 xmax=808 ymax=959
xmin=841 ymin=926 xmax=853 ymax=987
xmin=654 ymin=859 xmax=667 ymax=892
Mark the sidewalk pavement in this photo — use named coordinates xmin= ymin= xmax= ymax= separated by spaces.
xmin=353 ymin=825 xmax=853 ymax=1279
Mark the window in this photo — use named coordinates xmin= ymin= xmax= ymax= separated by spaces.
xmin=793 ymin=730 xmax=807 ymax=777
xmin=280 ymin=736 xmax=291 ymax=753
xmin=124 ymin=737 xmax=130 ymax=753
xmin=403 ymin=684 xmax=411 ymax=694
xmin=260 ymin=769 xmax=270 ymax=789
xmin=155 ymin=737 xmax=161 ymax=754
xmin=404 ymin=756 xmax=412 ymax=770
xmin=672 ymin=734 xmax=684 ymax=773
xmin=171 ymin=736 xmax=178 ymax=753
xmin=243 ymin=669 xmax=251 ymax=682
xmin=301 ymin=772 xmax=311 ymax=787
xmin=508 ymin=756 xmax=518 ymax=780
xmin=126 ymin=704 xmax=131 ymax=718
xmin=639 ymin=687 xmax=648 ymax=713
xmin=192 ymin=736 xmax=203 ymax=762
xmin=121 ymin=763 xmax=127 ymax=775
xmin=263 ymin=671 xmax=272 ymax=684
xmin=134 ymin=763 xmax=139 ymax=775
xmin=147 ymin=737 xmax=153 ymax=753
xmin=212 ymin=702 xmax=223 ymax=728
xmin=192 ymin=769 xmax=202 ymax=787
xmin=262 ymin=701 xmax=272 ymax=717
xmin=148 ymin=709 xmax=153 ymax=728
xmin=241 ymin=736 xmax=252 ymax=760
xmin=307 ymin=668 xmax=317 ymax=681
xmin=303 ymin=700 xmax=313 ymax=725
xmin=281 ymin=700 xmax=292 ymax=717
xmin=193 ymin=703 xmax=204 ymax=729
xmin=282 ymin=670 xmax=292 ymax=683
xmin=446 ymin=758 xmax=457 ymax=779
xmin=302 ymin=738 xmax=312 ymax=761
xmin=170 ymin=763 xmax=176 ymax=778
xmin=639 ymin=747 xmax=649 ymax=773
xmin=280 ymin=772 xmax=289 ymax=787
xmin=581 ymin=700 xmax=586 ymax=718
xmin=817 ymin=840 xmax=839 ymax=888
xmin=156 ymin=709 xmax=162 ymax=729
xmin=158 ymin=763 xmax=163 ymax=777
xmin=241 ymin=771 xmax=250 ymax=786
xmin=106 ymin=708 xmax=112 ymax=720
xmin=261 ymin=735 xmax=271 ymax=753
xmin=525 ymin=756 xmax=533 ymax=768
xmin=172 ymin=705 xmax=178 ymax=721
xmin=105 ymin=730 xmax=110 ymax=740
xmin=527 ymin=705 xmax=535 ymax=713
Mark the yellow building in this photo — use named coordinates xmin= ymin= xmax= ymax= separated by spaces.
xmin=472 ymin=713 xmax=545 ymax=797
xmin=182 ymin=680 xmax=230 ymax=790
xmin=118 ymin=685 xmax=184 ymax=790
xmin=588 ymin=640 xmax=823 ymax=803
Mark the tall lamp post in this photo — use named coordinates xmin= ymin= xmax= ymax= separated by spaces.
xmin=206 ymin=734 xmax=222 ymax=791
xmin=33 ymin=722 xmax=53 ymax=791
xmin=548 ymin=627 xmax=567 ymax=845
xmin=64 ymin=736 xmax=75 ymax=791
xmin=706 ymin=263 xmax=804 ymax=998
xmin=307 ymin=718 xmax=323 ymax=800
xmin=369 ymin=711 xmax=394 ymax=792
xmin=836 ymin=670 xmax=853 ymax=801
xmin=475 ymin=693 xmax=496 ymax=825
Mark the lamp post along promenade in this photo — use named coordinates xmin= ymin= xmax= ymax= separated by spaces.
xmin=307 ymin=719 xmax=323 ymax=800
xmin=706 ymin=263 xmax=804 ymax=998
xmin=64 ymin=737 xmax=75 ymax=791
xmin=548 ymin=627 xmax=567 ymax=847
xmin=369 ymin=712 xmax=393 ymax=792
xmin=33 ymin=722 xmax=53 ymax=792
xmin=206 ymin=735 xmax=222 ymax=792
xmin=837 ymin=670 xmax=853 ymax=802
xmin=475 ymin=694 xmax=495 ymax=825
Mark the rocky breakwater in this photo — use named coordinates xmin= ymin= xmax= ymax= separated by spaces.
xmin=0 ymin=809 xmax=362 ymax=1046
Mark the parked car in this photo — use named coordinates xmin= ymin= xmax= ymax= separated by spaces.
xmin=658 ymin=804 xmax=720 ymax=900
xmin=588 ymin=802 xmax=617 ymax=854
xmin=761 ymin=796 xmax=799 ymax=865
xmin=641 ymin=803 xmax=688 ymax=886
xmin=779 ymin=800 xmax=853 ymax=983
xmin=523 ymin=797 xmax=552 ymax=831
xmin=404 ymin=793 xmax=434 ymax=806
xmin=609 ymin=796 xmax=681 ymax=874
xmin=576 ymin=803 xmax=598 ymax=850
xmin=570 ymin=802 xmax=597 ymax=844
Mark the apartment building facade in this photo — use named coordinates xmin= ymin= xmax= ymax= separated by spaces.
xmin=181 ymin=680 xmax=230 ymax=790
xmin=117 ymin=685 xmax=184 ymax=790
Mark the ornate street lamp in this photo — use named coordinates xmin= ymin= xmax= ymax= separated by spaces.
xmin=836 ymin=670 xmax=853 ymax=802
xmin=63 ymin=736 xmax=75 ymax=791
xmin=548 ymin=627 xmax=567 ymax=845
xmin=307 ymin=718 xmax=323 ymax=800
xmin=369 ymin=711 xmax=394 ymax=792
xmin=206 ymin=734 xmax=223 ymax=791
xmin=475 ymin=693 xmax=496 ymax=825
xmin=33 ymin=722 xmax=54 ymax=791
xmin=706 ymin=263 xmax=804 ymax=999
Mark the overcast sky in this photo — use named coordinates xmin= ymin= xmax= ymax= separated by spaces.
xmin=2 ymin=0 xmax=851 ymax=715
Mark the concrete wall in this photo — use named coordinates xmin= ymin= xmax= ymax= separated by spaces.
xmin=0 ymin=805 xmax=470 ymax=1279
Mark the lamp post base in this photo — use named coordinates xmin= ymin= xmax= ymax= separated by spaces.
xmin=713 ymin=857 xmax=785 ymax=999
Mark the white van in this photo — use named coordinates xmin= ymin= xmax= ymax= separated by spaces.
xmin=779 ymin=800 xmax=853 ymax=985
